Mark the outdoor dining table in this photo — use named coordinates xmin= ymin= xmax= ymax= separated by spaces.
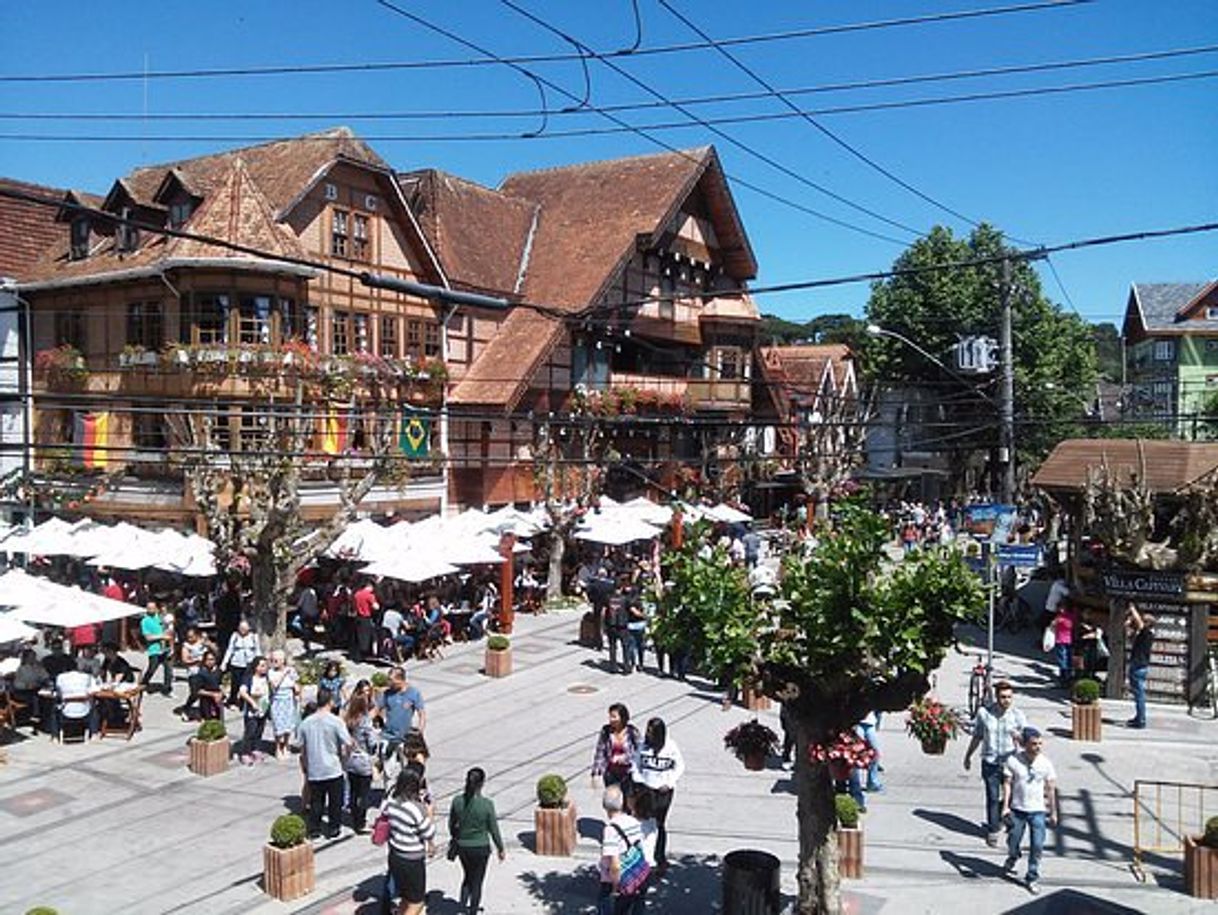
xmin=95 ymin=685 xmax=143 ymax=740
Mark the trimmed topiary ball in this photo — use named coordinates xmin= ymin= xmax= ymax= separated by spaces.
xmin=269 ymin=813 xmax=308 ymax=848
xmin=1072 ymin=678 xmax=1101 ymax=705
xmin=196 ymin=719 xmax=228 ymax=742
xmin=536 ymin=773 xmax=568 ymax=808
xmin=487 ymin=634 xmax=511 ymax=651
xmin=835 ymin=793 xmax=860 ymax=829
xmin=1204 ymin=815 xmax=1218 ymax=848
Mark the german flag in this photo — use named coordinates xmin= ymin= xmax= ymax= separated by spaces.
xmin=73 ymin=411 xmax=111 ymax=469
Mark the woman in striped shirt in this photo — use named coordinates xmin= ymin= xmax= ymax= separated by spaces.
xmin=382 ymin=767 xmax=436 ymax=915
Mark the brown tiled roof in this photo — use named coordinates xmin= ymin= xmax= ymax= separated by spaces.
xmin=0 ymin=177 xmax=71 ymax=280
xmin=1031 ymin=438 xmax=1218 ymax=493
xmin=398 ymin=169 xmax=536 ymax=297
xmin=452 ymin=147 xmax=757 ymax=408
xmin=762 ymin=344 xmax=851 ymax=403
xmin=449 ymin=310 xmax=561 ymax=407
xmin=500 ymin=146 xmax=754 ymax=310
xmin=21 ymin=128 xmax=409 ymax=285
xmin=164 ymin=159 xmax=306 ymax=262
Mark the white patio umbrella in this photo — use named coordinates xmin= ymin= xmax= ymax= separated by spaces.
xmin=575 ymin=515 xmax=664 ymax=546
xmin=326 ymin=518 xmax=393 ymax=561
xmin=619 ymin=497 xmax=674 ymax=526
xmin=709 ymin=502 xmax=753 ymax=525
xmin=0 ymin=569 xmax=143 ymax=628
xmin=2 ymin=517 xmax=77 ymax=555
xmin=0 ymin=611 xmax=38 ymax=643
xmin=360 ymin=554 xmax=459 ymax=583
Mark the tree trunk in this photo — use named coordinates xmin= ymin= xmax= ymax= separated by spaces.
xmin=795 ymin=722 xmax=841 ymax=915
xmin=250 ymin=552 xmax=286 ymax=649
xmin=547 ymin=525 xmax=566 ymax=602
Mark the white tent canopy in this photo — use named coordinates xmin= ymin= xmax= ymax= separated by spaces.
xmin=0 ymin=569 xmax=143 ymax=628
xmin=360 ymin=554 xmax=460 ymax=584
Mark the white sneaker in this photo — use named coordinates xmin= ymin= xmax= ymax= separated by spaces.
xmin=1026 ymin=879 xmax=1041 ymax=895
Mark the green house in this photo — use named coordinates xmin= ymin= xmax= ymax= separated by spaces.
xmin=1122 ymin=281 xmax=1218 ymax=438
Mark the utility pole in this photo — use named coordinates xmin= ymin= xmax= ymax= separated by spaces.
xmin=999 ymin=257 xmax=1016 ymax=503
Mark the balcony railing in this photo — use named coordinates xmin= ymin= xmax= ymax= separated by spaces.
xmin=687 ymin=378 xmax=751 ymax=409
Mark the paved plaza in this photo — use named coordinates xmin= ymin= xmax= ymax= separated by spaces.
xmin=0 ymin=609 xmax=1214 ymax=914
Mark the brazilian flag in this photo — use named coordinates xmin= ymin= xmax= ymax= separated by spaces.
xmin=400 ymin=408 xmax=430 ymax=458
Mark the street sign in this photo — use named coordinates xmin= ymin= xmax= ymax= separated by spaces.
xmin=997 ymin=544 xmax=1041 ymax=569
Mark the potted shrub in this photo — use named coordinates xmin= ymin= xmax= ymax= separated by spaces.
xmin=835 ymin=794 xmax=864 ymax=879
xmin=906 ymin=697 xmax=961 ymax=755
xmin=741 ymin=680 xmax=771 ymax=712
xmin=485 ymin=633 xmax=512 ymax=678
xmin=25 ymin=908 xmax=60 ymax=915
xmin=1185 ymin=815 xmax=1218 ymax=898
xmin=724 ymin=718 xmax=779 ymax=770
xmin=1070 ymin=678 xmax=1102 ymax=742
xmin=263 ymin=813 xmax=314 ymax=901
xmin=188 ymin=718 xmax=230 ymax=777
xmin=534 ymin=773 xmax=578 ymax=856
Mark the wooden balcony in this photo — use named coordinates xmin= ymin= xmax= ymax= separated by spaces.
xmin=687 ymin=378 xmax=751 ymax=410
xmin=607 ymin=371 xmax=688 ymax=397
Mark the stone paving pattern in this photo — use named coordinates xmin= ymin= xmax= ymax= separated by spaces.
xmin=1 ymin=609 xmax=1214 ymax=914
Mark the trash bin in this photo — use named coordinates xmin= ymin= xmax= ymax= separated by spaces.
xmin=723 ymin=849 xmax=781 ymax=915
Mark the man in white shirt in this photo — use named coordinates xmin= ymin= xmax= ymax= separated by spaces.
xmin=54 ymin=668 xmax=98 ymax=741
xmin=1002 ymin=727 xmax=1058 ymax=895
xmin=598 ymin=784 xmax=646 ymax=914
xmin=963 ymin=681 xmax=1027 ymax=846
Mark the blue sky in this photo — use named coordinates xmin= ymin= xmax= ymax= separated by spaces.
xmin=2 ymin=0 xmax=1215 ymax=327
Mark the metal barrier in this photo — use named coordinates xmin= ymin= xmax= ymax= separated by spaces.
xmin=1131 ymin=779 xmax=1218 ymax=882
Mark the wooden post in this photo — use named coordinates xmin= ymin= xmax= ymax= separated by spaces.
xmin=499 ymin=532 xmax=516 ymax=634
xmin=671 ymin=509 xmax=683 ymax=550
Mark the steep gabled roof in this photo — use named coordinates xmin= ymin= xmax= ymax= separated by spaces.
xmin=761 ymin=344 xmax=853 ymax=406
xmin=500 ymin=146 xmax=754 ymax=310
xmin=452 ymin=146 xmax=757 ymax=409
xmin=0 ymin=177 xmax=71 ymax=280
xmin=398 ymin=169 xmax=537 ymax=297
xmin=1125 ymin=281 xmax=1216 ymax=337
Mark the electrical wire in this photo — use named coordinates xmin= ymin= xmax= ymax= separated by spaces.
xmin=0 ymin=1 xmax=1094 ymax=84
xmin=8 ymin=42 xmax=1214 ymax=123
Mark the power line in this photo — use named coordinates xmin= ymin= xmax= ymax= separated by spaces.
xmin=499 ymin=0 xmax=923 ymax=239
xmin=658 ymin=0 xmax=982 ymax=232
xmin=371 ymin=0 xmax=910 ymax=247
xmin=0 ymin=1 xmax=1094 ymax=84
xmin=12 ymin=41 xmax=1210 ymax=123
xmin=9 ymin=68 xmax=1214 ymax=144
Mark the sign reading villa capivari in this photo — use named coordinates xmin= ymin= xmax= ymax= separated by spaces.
xmin=1100 ymin=568 xmax=1185 ymax=600
xmin=1100 ymin=566 xmax=1190 ymax=703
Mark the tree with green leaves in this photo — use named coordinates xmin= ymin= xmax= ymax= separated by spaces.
xmin=864 ymin=224 xmax=1098 ymax=485
xmin=660 ymin=500 xmax=983 ymax=914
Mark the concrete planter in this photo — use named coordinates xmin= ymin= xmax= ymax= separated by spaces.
xmin=188 ymin=736 xmax=230 ymax=777
xmin=1185 ymin=836 xmax=1218 ymax=899
xmin=534 ymin=802 xmax=578 ymax=856
xmin=485 ymin=646 xmax=512 ymax=678
xmin=1071 ymin=702 xmax=1102 ymax=742
xmin=262 ymin=842 xmax=315 ymax=901
xmin=579 ymin=612 xmax=601 ymax=647
xmin=838 ymin=826 xmax=864 ymax=879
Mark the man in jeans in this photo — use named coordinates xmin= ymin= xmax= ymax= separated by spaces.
xmin=963 ymin=680 xmax=1026 ymax=846
xmin=1126 ymin=601 xmax=1155 ymax=729
xmin=139 ymin=602 xmax=173 ymax=696
xmin=297 ymin=688 xmax=353 ymax=839
xmin=1002 ymin=727 xmax=1058 ymax=895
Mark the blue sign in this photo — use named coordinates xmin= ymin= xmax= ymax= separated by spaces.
xmin=997 ymin=544 xmax=1042 ymax=570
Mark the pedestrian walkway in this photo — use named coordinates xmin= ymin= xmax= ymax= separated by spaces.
xmin=0 ymin=612 xmax=1212 ymax=914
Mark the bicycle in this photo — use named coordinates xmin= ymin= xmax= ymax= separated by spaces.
xmin=967 ymin=654 xmax=992 ymax=719
xmin=1189 ymin=646 xmax=1218 ymax=720
xmin=994 ymin=592 xmax=1033 ymax=633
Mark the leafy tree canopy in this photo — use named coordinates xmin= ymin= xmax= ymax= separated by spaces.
xmin=864 ymin=224 xmax=1099 ymax=467
xmin=761 ymin=312 xmax=868 ymax=349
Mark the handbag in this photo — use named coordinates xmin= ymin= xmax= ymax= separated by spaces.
xmin=447 ymin=797 xmax=464 ymax=860
xmin=371 ymin=810 xmax=391 ymax=847
xmin=1041 ymin=624 xmax=1056 ymax=653
xmin=611 ymin=823 xmax=651 ymax=896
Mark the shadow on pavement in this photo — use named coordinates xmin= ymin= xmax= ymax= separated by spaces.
xmin=939 ymin=849 xmax=1008 ymax=879
xmin=916 ymin=808 xmax=983 ymax=839
xmin=518 ymin=854 xmax=748 ymax=914
xmin=1003 ymin=888 xmax=1150 ymax=914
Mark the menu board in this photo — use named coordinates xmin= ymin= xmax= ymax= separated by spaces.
xmin=1125 ymin=600 xmax=1190 ymax=704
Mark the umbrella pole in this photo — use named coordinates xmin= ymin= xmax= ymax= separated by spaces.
xmin=499 ymin=532 xmax=516 ymax=634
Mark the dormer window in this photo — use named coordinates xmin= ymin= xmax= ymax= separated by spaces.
xmin=117 ymin=206 xmax=140 ymax=253
xmin=1207 ymin=306 xmax=1218 ymax=321
xmin=168 ymin=200 xmax=194 ymax=229
xmin=69 ymin=217 xmax=91 ymax=260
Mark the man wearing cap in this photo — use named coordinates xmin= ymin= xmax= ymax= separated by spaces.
xmin=963 ymin=680 xmax=1027 ymax=846
xmin=1002 ymin=727 xmax=1058 ymax=895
